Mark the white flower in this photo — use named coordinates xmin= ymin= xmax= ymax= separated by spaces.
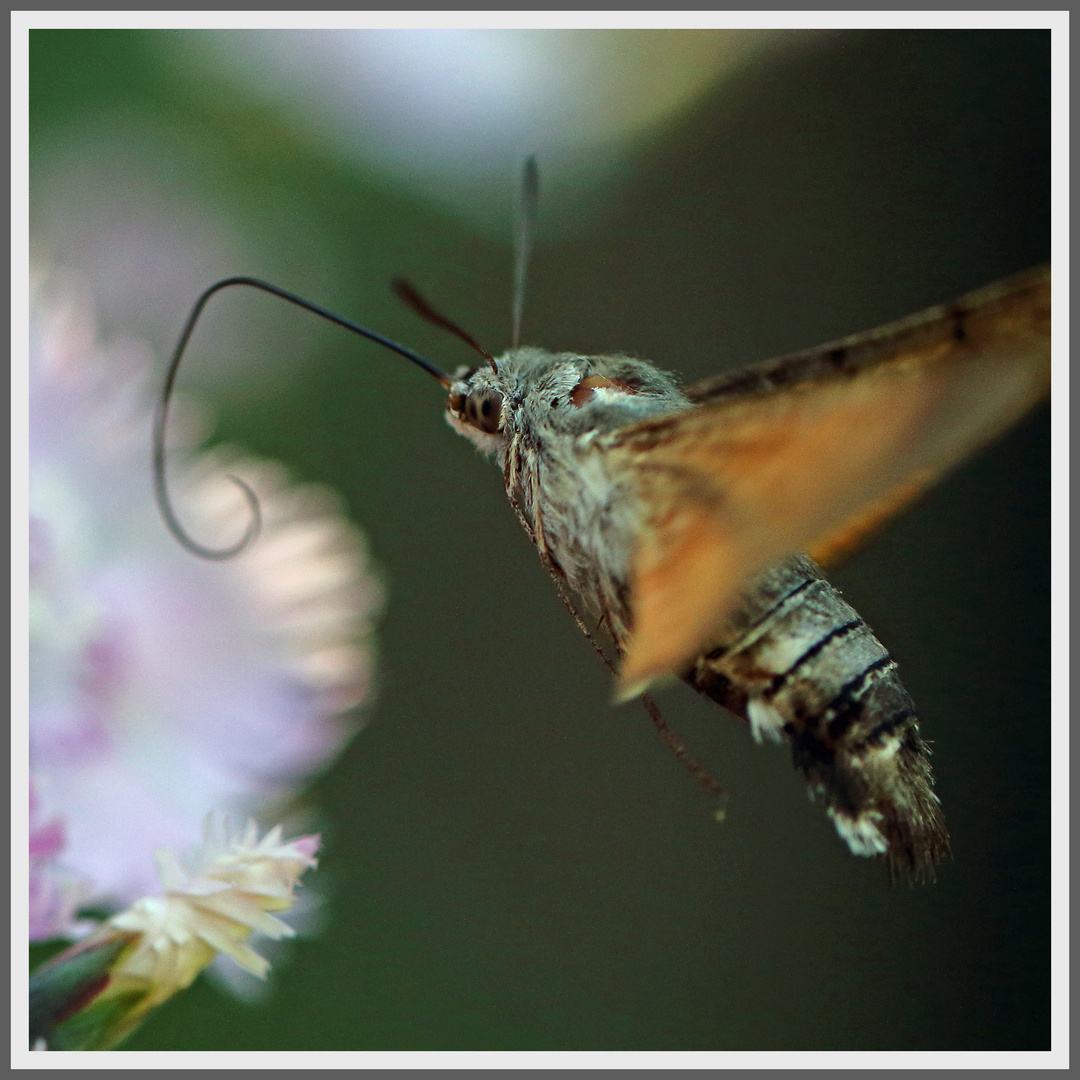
xmin=30 ymin=820 xmax=320 ymax=1051
xmin=110 ymin=819 xmax=320 ymax=997
xmin=28 ymin=271 xmax=382 ymax=933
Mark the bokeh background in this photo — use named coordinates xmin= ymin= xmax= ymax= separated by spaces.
xmin=28 ymin=28 xmax=1051 ymax=1051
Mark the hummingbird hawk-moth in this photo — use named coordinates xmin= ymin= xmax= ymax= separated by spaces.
xmin=155 ymin=165 xmax=1051 ymax=884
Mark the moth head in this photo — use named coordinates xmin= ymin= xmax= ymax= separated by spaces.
xmin=446 ymin=349 xmax=692 ymax=453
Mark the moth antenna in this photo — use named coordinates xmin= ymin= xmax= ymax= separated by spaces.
xmin=154 ymin=275 xmax=451 ymax=561
xmin=390 ymin=277 xmax=496 ymax=370
xmin=511 ymin=155 xmax=539 ymax=350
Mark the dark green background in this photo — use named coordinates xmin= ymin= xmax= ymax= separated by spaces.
xmin=30 ymin=29 xmax=1051 ymax=1051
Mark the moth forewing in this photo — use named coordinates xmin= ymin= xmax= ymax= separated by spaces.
xmin=612 ymin=263 xmax=1051 ymax=693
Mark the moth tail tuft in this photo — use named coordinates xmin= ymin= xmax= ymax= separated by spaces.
xmin=806 ymin=723 xmax=950 ymax=884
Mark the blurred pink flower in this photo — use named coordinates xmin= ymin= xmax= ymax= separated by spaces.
xmin=29 ymin=779 xmax=86 ymax=941
xmin=28 ymin=271 xmax=382 ymax=938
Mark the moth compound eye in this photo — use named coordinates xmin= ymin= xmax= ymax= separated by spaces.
xmin=448 ymin=391 xmax=465 ymax=414
xmin=464 ymin=390 xmax=503 ymax=434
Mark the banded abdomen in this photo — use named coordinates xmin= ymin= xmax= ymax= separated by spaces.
xmin=686 ymin=555 xmax=949 ymax=881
